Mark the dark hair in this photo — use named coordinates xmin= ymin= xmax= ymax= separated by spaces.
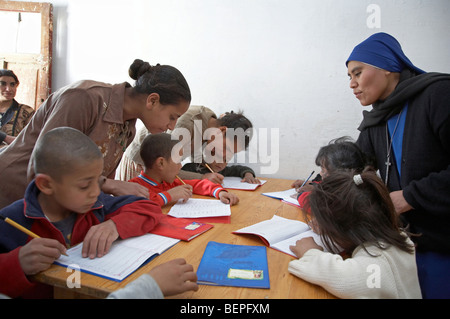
xmin=33 ymin=127 xmax=102 ymax=181
xmin=140 ymin=133 xmax=180 ymax=168
xmin=315 ymin=136 xmax=369 ymax=173
xmin=305 ymin=167 xmax=415 ymax=256
xmin=129 ymin=59 xmax=191 ymax=105
xmin=0 ymin=69 xmax=19 ymax=83
xmin=217 ymin=111 xmax=253 ymax=150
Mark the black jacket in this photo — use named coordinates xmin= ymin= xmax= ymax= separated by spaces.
xmin=357 ymin=77 xmax=450 ymax=254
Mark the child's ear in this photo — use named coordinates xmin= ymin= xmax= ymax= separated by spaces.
xmin=34 ymin=173 xmax=54 ymax=195
xmin=218 ymin=126 xmax=227 ymax=134
xmin=154 ymin=156 xmax=166 ymax=170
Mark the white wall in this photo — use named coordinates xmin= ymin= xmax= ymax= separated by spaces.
xmin=22 ymin=0 xmax=450 ymax=178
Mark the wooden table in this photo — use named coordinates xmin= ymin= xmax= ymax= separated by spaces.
xmin=33 ymin=178 xmax=337 ymax=299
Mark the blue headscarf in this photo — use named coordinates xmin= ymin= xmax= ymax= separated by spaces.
xmin=346 ymin=33 xmax=425 ymax=74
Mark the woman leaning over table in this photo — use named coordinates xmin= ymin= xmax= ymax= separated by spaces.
xmin=0 ymin=70 xmax=35 ymax=150
xmin=346 ymin=32 xmax=450 ymax=298
xmin=0 ymin=59 xmax=191 ymax=209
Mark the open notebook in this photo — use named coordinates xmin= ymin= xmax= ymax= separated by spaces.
xmin=54 ymin=234 xmax=179 ymax=282
xmin=261 ymin=188 xmax=300 ymax=207
xmin=167 ymin=198 xmax=231 ymax=223
xmin=221 ymin=177 xmax=267 ymax=190
xmin=233 ymin=215 xmax=327 ymax=257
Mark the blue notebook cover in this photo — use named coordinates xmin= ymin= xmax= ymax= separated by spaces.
xmin=196 ymin=241 xmax=270 ymax=289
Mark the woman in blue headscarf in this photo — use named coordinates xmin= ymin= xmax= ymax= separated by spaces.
xmin=346 ymin=32 xmax=450 ymax=299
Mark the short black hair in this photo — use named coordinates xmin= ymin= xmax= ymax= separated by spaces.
xmin=140 ymin=133 xmax=180 ymax=169
xmin=33 ymin=127 xmax=102 ymax=181
xmin=315 ymin=136 xmax=368 ymax=173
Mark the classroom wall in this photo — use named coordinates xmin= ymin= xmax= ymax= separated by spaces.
xmin=20 ymin=0 xmax=450 ymax=179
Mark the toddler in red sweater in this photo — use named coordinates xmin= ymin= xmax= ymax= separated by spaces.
xmin=129 ymin=133 xmax=239 ymax=207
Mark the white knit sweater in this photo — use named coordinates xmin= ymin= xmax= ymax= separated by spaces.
xmin=288 ymin=239 xmax=422 ymax=299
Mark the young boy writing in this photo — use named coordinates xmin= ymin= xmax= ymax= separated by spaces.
xmin=0 ymin=127 xmax=197 ymax=299
xmin=128 ymin=133 xmax=239 ymax=206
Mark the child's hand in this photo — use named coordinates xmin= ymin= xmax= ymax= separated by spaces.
xmin=203 ymin=172 xmax=224 ymax=184
xmin=219 ymin=191 xmax=239 ymax=205
xmin=18 ymin=238 xmax=68 ymax=275
xmin=148 ymin=258 xmax=199 ymax=297
xmin=291 ymin=179 xmax=315 ymax=193
xmin=241 ymin=172 xmax=261 ymax=184
xmin=289 ymin=237 xmax=323 ymax=258
xmin=168 ymin=185 xmax=193 ymax=203
xmin=82 ymin=219 xmax=119 ymax=259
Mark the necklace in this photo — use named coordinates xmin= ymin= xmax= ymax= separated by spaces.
xmin=384 ymin=108 xmax=403 ymax=185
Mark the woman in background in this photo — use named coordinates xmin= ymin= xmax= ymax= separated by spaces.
xmin=0 ymin=69 xmax=35 ymax=150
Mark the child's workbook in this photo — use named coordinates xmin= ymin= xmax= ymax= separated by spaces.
xmin=196 ymin=241 xmax=270 ymax=289
xmin=233 ymin=215 xmax=327 ymax=257
xmin=168 ymin=198 xmax=231 ymax=223
xmin=261 ymin=188 xmax=300 ymax=207
xmin=54 ymin=234 xmax=179 ymax=282
xmin=150 ymin=214 xmax=214 ymax=241
xmin=221 ymin=177 xmax=267 ymax=191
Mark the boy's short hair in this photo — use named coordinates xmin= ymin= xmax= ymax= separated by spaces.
xmin=140 ymin=133 xmax=180 ymax=169
xmin=33 ymin=127 xmax=103 ymax=181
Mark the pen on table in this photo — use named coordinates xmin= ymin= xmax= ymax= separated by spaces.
xmin=0 ymin=215 xmax=68 ymax=256
xmin=176 ymin=175 xmax=186 ymax=185
xmin=298 ymin=170 xmax=315 ymax=189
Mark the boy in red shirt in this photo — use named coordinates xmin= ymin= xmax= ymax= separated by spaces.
xmin=129 ymin=133 xmax=239 ymax=207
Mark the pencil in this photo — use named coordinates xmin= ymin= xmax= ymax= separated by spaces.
xmin=176 ymin=175 xmax=186 ymax=185
xmin=299 ymin=170 xmax=315 ymax=189
xmin=204 ymin=163 xmax=215 ymax=174
xmin=0 ymin=215 xmax=68 ymax=256
xmin=0 ymin=215 xmax=40 ymax=239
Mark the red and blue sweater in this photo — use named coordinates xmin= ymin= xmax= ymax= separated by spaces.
xmin=0 ymin=180 xmax=162 ymax=299
xmin=129 ymin=171 xmax=227 ymax=206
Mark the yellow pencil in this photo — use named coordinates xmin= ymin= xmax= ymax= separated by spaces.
xmin=1 ymin=215 xmax=68 ymax=256
xmin=204 ymin=163 xmax=215 ymax=174
xmin=176 ymin=175 xmax=186 ymax=185
xmin=1 ymin=215 xmax=40 ymax=239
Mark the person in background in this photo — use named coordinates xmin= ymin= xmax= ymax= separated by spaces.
xmin=0 ymin=59 xmax=191 ymax=209
xmin=0 ymin=69 xmax=35 ymax=150
xmin=346 ymin=32 xmax=450 ymax=298
xmin=117 ymin=106 xmax=257 ymax=185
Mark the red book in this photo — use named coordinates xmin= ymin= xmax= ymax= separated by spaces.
xmin=151 ymin=215 xmax=214 ymax=241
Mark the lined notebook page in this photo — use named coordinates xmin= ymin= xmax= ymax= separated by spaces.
xmin=54 ymin=234 xmax=179 ymax=281
xmin=168 ymin=198 xmax=231 ymax=218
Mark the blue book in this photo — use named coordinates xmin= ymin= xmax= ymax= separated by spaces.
xmin=196 ymin=241 xmax=270 ymax=289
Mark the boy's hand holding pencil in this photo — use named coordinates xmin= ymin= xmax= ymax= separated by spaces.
xmin=18 ymin=238 xmax=68 ymax=275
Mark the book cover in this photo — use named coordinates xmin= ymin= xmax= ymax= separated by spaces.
xmin=196 ymin=241 xmax=270 ymax=289
xmin=151 ymin=215 xmax=214 ymax=241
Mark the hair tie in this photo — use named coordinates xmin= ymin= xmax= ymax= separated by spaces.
xmin=353 ymin=174 xmax=363 ymax=185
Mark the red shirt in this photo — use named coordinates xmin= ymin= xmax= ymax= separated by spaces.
xmin=129 ymin=172 xmax=227 ymax=206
